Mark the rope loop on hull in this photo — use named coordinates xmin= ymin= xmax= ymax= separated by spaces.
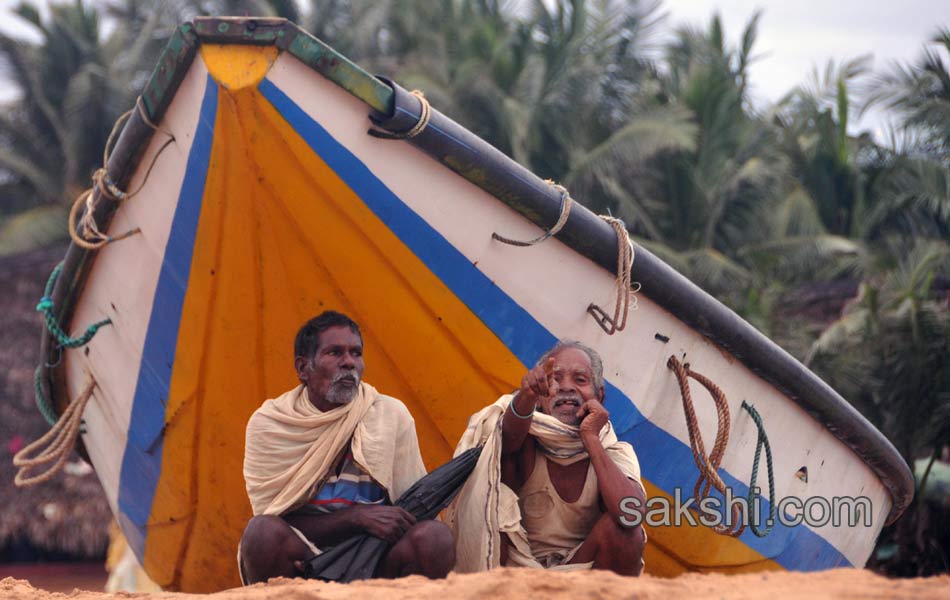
xmin=489 ymin=181 xmax=639 ymax=335
xmin=492 ymin=181 xmax=573 ymax=247
xmin=741 ymin=401 xmax=776 ymax=537
xmin=587 ymin=215 xmax=638 ymax=335
xmin=667 ymin=355 xmax=745 ymax=537
xmin=68 ymin=97 xmax=175 ymax=249
xmin=13 ymin=376 xmax=97 ymax=487
xmin=36 ymin=262 xmax=112 ymax=349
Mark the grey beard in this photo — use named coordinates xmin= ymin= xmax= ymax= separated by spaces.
xmin=326 ymin=373 xmax=360 ymax=405
xmin=551 ymin=392 xmax=583 ymax=425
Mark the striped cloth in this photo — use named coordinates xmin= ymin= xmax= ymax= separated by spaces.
xmin=306 ymin=448 xmax=387 ymax=513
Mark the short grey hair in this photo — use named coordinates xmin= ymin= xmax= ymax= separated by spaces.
xmin=534 ymin=340 xmax=605 ymax=395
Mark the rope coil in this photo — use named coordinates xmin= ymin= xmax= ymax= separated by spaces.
xmin=68 ymin=97 xmax=174 ymax=249
xmin=667 ymin=356 xmax=744 ymax=537
xmin=489 ymin=180 xmax=639 ymax=334
xmin=492 ymin=181 xmax=573 ymax=247
xmin=369 ymin=90 xmax=431 ymax=140
xmin=13 ymin=377 xmax=96 ymax=487
xmin=587 ymin=215 xmax=639 ymax=335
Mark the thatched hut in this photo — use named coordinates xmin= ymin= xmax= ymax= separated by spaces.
xmin=0 ymin=244 xmax=111 ymax=560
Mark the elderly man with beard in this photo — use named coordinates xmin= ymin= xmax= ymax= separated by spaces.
xmin=239 ymin=311 xmax=455 ymax=584
xmin=446 ymin=340 xmax=647 ymax=575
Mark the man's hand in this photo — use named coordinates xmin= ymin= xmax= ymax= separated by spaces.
xmin=519 ymin=357 xmax=557 ymax=406
xmin=577 ymin=400 xmax=609 ymax=447
xmin=349 ymin=505 xmax=416 ymax=543
xmin=503 ymin=357 xmax=556 ymax=457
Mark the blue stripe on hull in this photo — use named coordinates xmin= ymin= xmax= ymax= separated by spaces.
xmin=257 ymin=76 xmax=854 ymax=571
xmin=117 ymin=75 xmax=219 ymax=562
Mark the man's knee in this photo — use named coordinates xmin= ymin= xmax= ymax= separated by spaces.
xmin=590 ymin=514 xmax=645 ymax=575
xmin=242 ymin=515 xmax=289 ymax=553
xmin=406 ymin=520 xmax=453 ymax=549
xmin=405 ymin=520 xmax=455 ymax=577
xmin=603 ymin=516 xmax=644 ymax=550
xmin=240 ymin=515 xmax=310 ymax=583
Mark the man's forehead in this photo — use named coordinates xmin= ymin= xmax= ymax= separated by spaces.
xmin=549 ymin=347 xmax=593 ymax=372
xmin=320 ymin=340 xmax=362 ymax=348
xmin=317 ymin=326 xmax=362 ymax=348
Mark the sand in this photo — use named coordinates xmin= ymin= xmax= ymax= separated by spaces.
xmin=3 ymin=568 xmax=949 ymax=600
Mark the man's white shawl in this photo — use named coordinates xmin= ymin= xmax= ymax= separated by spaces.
xmin=243 ymin=381 xmax=426 ymax=516
xmin=444 ymin=394 xmax=643 ymax=572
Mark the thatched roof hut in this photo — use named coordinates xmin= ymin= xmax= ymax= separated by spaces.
xmin=0 ymin=244 xmax=111 ymax=560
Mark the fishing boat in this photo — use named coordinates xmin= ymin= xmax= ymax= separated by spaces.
xmin=33 ymin=17 xmax=913 ymax=592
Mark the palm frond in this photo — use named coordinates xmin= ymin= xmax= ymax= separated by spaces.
xmin=0 ymin=204 xmax=67 ymax=255
xmin=565 ymin=104 xmax=697 ymax=184
xmin=772 ymin=186 xmax=828 ymax=237
xmin=743 ymin=234 xmax=864 ymax=284
xmin=0 ymin=147 xmax=62 ymax=202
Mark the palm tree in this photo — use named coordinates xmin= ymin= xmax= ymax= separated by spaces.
xmin=861 ymin=29 xmax=950 ymax=244
xmin=865 ymin=28 xmax=950 ymax=164
xmin=741 ymin=58 xmax=876 ymax=294
xmin=781 ymin=35 xmax=950 ymax=576
xmin=0 ymin=0 xmax=178 ymax=253
xmin=805 ymin=238 xmax=949 ymax=576
xmin=383 ymin=0 xmax=691 ymax=186
xmin=590 ymin=12 xmax=785 ymax=307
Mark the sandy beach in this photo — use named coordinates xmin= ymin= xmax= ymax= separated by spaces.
xmin=3 ymin=568 xmax=949 ymax=600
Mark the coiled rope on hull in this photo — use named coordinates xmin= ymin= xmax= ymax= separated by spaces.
xmin=13 ymin=376 xmax=97 ymax=487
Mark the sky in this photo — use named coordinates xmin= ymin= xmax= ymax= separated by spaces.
xmin=659 ymin=0 xmax=949 ymax=138
xmin=0 ymin=0 xmax=948 ymax=138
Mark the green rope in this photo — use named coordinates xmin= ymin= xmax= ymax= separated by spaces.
xmin=741 ymin=401 xmax=776 ymax=537
xmin=33 ymin=364 xmax=58 ymax=426
xmin=37 ymin=262 xmax=112 ymax=349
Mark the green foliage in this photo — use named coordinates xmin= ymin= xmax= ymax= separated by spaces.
xmin=0 ymin=204 xmax=67 ymax=256
xmin=0 ymin=0 xmax=181 ymax=212
xmin=807 ymin=240 xmax=949 ymax=459
xmin=865 ymin=28 xmax=950 ymax=163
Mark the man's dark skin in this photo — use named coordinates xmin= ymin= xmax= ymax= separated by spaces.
xmin=500 ymin=346 xmax=647 ymax=575
xmin=240 ymin=325 xmax=455 ymax=582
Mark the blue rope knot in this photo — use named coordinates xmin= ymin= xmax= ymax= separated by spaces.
xmin=36 ymin=297 xmax=53 ymax=312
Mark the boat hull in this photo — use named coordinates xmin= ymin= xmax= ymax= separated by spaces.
xmin=41 ymin=20 xmax=911 ymax=592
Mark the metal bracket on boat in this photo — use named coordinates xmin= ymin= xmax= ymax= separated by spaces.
xmin=587 ymin=303 xmax=621 ymax=334
xmin=44 ymin=346 xmax=63 ymax=369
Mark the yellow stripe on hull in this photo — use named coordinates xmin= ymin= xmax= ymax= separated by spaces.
xmin=641 ymin=481 xmax=783 ymax=575
xmin=144 ymin=46 xmax=526 ymax=591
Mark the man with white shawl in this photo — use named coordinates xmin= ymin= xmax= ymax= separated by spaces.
xmin=446 ymin=340 xmax=647 ymax=575
xmin=239 ymin=311 xmax=454 ymax=583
